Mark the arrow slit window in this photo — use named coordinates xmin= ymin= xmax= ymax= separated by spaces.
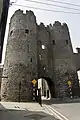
xmin=27 ymin=44 xmax=30 ymax=52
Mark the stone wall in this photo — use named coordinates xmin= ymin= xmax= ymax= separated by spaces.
xmin=1 ymin=10 xmax=38 ymax=101
xmin=37 ymin=23 xmax=53 ymax=79
xmin=50 ymin=22 xmax=78 ymax=98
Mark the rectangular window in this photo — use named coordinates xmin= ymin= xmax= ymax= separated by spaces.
xmin=25 ymin=29 xmax=29 ymax=34
xmin=66 ymin=40 xmax=68 ymax=45
xmin=52 ymin=40 xmax=55 ymax=45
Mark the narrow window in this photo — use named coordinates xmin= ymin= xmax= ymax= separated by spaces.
xmin=10 ymin=30 xmax=13 ymax=36
xmin=66 ymin=40 xmax=68 ymax=45
xmin=42 ymin=45 xmax=46 ymax=49
xmin=25 ymin=29 xmax=29 ymax=34
xmin=30 ymin=58 xmax=32 ymax=62
xmin=27 ymin=44 xmax=30 ymax=52
xmin=52 ymin=40 xmax=55 ymax=45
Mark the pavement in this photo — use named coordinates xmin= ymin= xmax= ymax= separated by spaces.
xmin=0 ymin=102 xmax=59 ymax=120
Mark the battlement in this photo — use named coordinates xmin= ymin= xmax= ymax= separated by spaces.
xmin=11 ymin=9 xmax=23 ymax=20
xmin=53 ymin=21 xmax=61 ymax=26
xmin=10 ymin=9 xmax=69 ymax=35
xmin=26 ymin=10 xmax=34 ymax=15
xmin=39 ymin=22 xmax=46 ymax=29
xmin=10 ymin=9 xmax=36 ymax=23
xmin=53 ymin=21 xmax=69 ymax=31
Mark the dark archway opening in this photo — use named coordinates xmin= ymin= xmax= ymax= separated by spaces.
xmin=38 ymin=77 xmax=56 ymax=98
xmin=42 ymin=77 xmax=56 ymax=98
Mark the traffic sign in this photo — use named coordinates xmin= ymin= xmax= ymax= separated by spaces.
xmin=68 ymin=81 xmax=71 ymax=86
xmin=32 ymin=79 xmax=37 ymax=85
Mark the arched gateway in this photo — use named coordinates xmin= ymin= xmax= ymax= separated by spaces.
xmin=37 ymin=77 xmax=56 ymax=100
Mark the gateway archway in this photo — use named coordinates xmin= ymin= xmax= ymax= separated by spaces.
xmin=37 ymin=77 xmax=55 ymax=100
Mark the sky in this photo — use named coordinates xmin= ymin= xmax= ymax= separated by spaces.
xmin=2 ymin=0 xmax=80 ymax=64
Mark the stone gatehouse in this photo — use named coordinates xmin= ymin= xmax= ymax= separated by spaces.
xmin=0 ymin=9 xmax=80 ymax=101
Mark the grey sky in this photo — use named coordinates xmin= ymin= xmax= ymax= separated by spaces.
xmin=2 ymin=0 xmax=80 ymax=64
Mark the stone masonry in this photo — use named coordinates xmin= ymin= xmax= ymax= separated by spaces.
xmin=1 ymin=9 xmax=80 ymax=101
xmin=1 ymin=10 xmax=38 ymax=101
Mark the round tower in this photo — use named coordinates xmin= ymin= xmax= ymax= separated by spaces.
xmin=1 ymin=9 xmax=38 ymax=101
xmin=51 ymin=21 xmax=79 ymax=98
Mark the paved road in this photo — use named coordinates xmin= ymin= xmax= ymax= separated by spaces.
xmin=1 ymin=101 xmax=80 ymax=120
xmin=0 ymin=109 xmax=24 ymax=120
xmin=43 ymin=99 xmax=80 ymax=120
xmin=0 ymin=102 xmax=58 ymax=120
xmin=51 ymin=103 xmax=80 ymax=120
xmin=1 ymin=100 xmax=80 ymax=120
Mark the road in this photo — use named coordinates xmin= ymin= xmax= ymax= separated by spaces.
xmin=43 ymin=99 xmax=80 ymax=120
xmin=0 ymin=109 xmax=23 ymax=120
xmin=0 ymin=102 xmax=58 ymax=120
xmin=0 ymin=100 xmax=80 ymax=120
xmin=51 ymin=103 xmax=80 ymax=120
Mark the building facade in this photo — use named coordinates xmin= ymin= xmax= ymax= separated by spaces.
xmin=1 ymin=9 xmax=80 ymax=101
